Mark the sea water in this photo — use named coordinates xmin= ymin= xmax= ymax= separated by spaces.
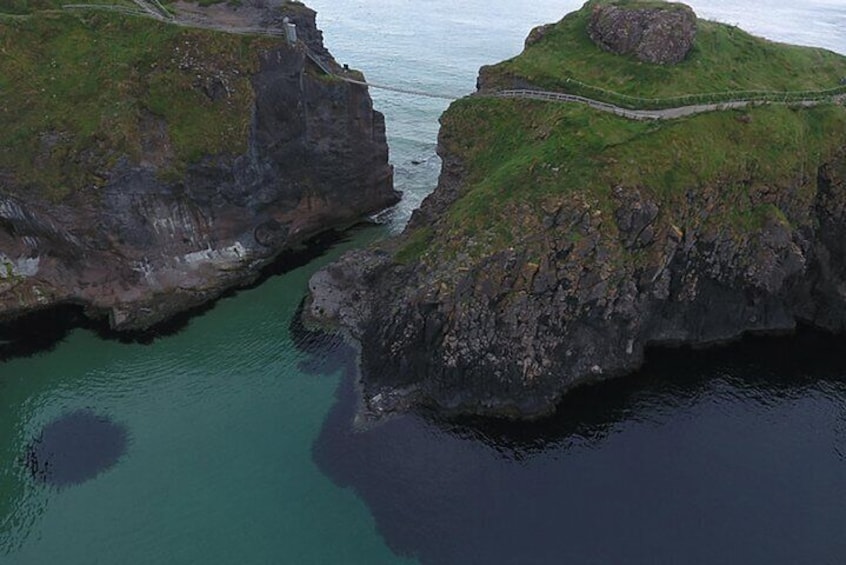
xmin=1 ymin=1 xmax=846 ymax=563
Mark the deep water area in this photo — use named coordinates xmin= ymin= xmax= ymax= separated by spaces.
xmin=24 ymin=409 xmax=128 ymax=488
xmin=312 ymin=329 xmax=846 ymax=563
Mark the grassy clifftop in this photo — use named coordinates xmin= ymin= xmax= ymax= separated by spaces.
xmin=0 ymin=6 xmax=280 ymax=200
xmin=428 ymin=100 xmax=846 ymax=261
xmin=0 ymin=0 xmax=137 ymax=15
xmin=399 ymin=1 xmax=846 ymax=268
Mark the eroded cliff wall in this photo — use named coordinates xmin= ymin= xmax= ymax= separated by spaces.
xmin=0 ymin=1 xmax=396 ymax=330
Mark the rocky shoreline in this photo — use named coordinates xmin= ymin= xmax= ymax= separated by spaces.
xmin=308 ymin=131 xmax=846 ymax=421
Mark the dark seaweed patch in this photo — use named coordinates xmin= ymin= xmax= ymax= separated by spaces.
xmin=25 ymin=409 xmax=129 ymax=488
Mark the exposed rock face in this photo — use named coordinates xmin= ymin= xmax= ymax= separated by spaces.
xmin=304 ymin=3 xmax=846 ymax=421
xmin=524 ymin=23 xmax=555 ymax=48
xmin=0 ymin=2 xmax=396 ymax=330
xmin=587 ymin=1 xmax=697 ymax=65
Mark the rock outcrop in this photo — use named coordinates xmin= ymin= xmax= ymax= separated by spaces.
xmin=587 ymin=1 xmax=697 ymax=65
xmin=0 ymin=1 xmax=396 ymax=330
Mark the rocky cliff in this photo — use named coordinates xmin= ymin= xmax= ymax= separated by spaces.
xmin=306 ymin=1 xmax=846 ymax=420
xmin=0 ymin=0 xmax=396 ymax=330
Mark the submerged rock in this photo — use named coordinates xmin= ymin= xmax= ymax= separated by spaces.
xmin=25 ymin=410 xmax=128 ymax=487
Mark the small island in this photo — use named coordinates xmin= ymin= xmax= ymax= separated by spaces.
xmin=306 ymin=0 xmax=846 ymax=419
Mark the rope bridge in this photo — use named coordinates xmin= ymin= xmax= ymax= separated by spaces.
xmin=59 ymin=2 xmax=846 ymax=120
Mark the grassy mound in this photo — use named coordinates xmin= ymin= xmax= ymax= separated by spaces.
xmin=483 ymin=0 xmax=846 ymax=106
xmin=427 ymin=100 xmax=845 ymax=259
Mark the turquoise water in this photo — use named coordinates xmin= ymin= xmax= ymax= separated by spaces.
xmin=2 ymin=1 xmax=846 ymax=563
xmin=0 ymin=227 xmax=414 ymax=563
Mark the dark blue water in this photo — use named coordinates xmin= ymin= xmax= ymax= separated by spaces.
xmin=25 ymin=409 xmax=129 ymax=488
xmin=304 ymin=3 xmax=846 ymax=562
xmin=314 ymin=331 xmax=846 ymax=564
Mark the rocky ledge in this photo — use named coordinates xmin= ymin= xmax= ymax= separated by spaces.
xmin=305 ymin=1 xmax=846 ymax=420
xmin=0 ymin=0 xmax=396 ymax=330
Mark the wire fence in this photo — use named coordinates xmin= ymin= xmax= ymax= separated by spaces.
xmin=551 ymin=77 xmax=846 ymax=111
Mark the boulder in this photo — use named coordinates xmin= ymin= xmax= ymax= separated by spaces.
xmin=587 ymin=1 xmax=697 ymax=65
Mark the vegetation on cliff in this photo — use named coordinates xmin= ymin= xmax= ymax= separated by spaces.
xmin=415 ymin=101 xmax=845 ymax=270
xmin=1 ymin=0 xmax=397 ymax=331
xmin=0 ymin=4 xmax=279 ymax=200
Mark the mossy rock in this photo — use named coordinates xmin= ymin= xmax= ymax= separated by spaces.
xmin=483 ymin=1 xmax=846 ymax=103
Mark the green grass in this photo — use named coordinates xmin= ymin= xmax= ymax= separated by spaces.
xmin=174 ymin=0 xmax=241 ymax=7
xmin=0 ymin=0 xmax=136 ymax=15
xmin=485 ymin=1 xmax=846 ymax=106
xmin=395 ymin=227 xmax=434 ymax=264
xmin=413 ymin=96 xmax=846 ymax=265
xmin=0 ymin=9 xmax=281 ymax=200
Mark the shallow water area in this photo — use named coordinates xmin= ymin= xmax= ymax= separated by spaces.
xmin=0 ymin=227 xmax=409 ymax=563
